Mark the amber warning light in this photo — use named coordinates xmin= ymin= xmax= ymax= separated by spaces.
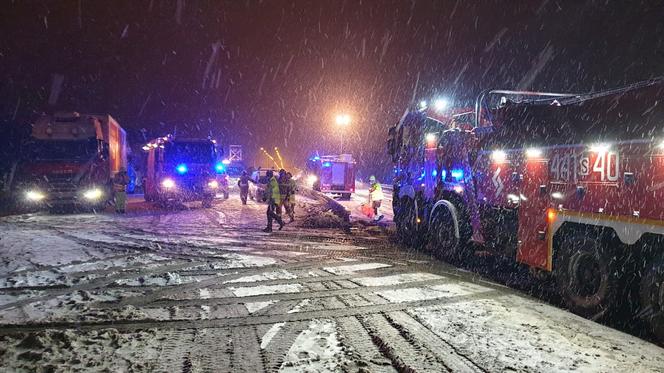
xmin=546 ymin=208 xmax=557 ymax=223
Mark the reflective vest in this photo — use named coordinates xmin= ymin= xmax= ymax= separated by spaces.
xmin=369 ymin=182 xmax=384 ymax=202
xmin=113 ymin=173 xmax=129 ymax=192
xmin=268 ymin=176 xmax=281 ymax=204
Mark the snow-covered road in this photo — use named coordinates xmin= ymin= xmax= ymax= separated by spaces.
xmin=0 ymin=194 xmax=662 ymax=372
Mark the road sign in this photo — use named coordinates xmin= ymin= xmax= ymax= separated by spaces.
xmin=229 ymin=145 xmax=243 ymax=161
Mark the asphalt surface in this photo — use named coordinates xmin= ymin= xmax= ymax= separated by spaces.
xmin=0 ymin=191 xmax=663 ymax=372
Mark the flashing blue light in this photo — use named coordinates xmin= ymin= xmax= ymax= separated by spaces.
xmin=441 ymin=169 xmax=447 ymax=180
xmin=314 ymin=156 xmax=321 ymax=161
xmin=323 ymin=162 xmax=332 ymax=167
xmin=176 ymin=164 xmax=188 ymax=174
xmin=432 ymin=169 xmax=438 ymax=177
xmin=215 ymin=163 xmax=225 ymax=173
xmin=451 ymin=169 xmax=464 ymax=181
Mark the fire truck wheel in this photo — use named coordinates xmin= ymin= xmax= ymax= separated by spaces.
xmin=555 ymin=231 xmax=621 ymax=317
xmin=639 ymin=254 xmax=664 ymax=342
xmin=396 ymin=197 xmax=419 ymax=247
xmin=429 ymin=207 xmax=458 ymax=258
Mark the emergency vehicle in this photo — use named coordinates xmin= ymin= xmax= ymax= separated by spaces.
xmin=143 ymin=136 xmax=228 ymax=207
xmin=306 ymin=154 xmax=356 ymax=199
xmin=15 ymin=112 xmax=127 ymax=210
xmin=387 ymin=106 xmax=474 ymax=245
xmin=389 ymin=79 xmax=664 ymax=341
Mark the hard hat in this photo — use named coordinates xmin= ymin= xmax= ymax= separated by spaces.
xmin=369 ymin=175 xmax=376 ymax=182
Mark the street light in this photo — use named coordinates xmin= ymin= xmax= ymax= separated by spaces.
xmin=335 ymin=114 xmax=351 ymax=154
xmin=434 ymin=98 xmax=449 ymax=112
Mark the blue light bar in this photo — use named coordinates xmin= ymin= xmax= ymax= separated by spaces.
xmin=323 ymin=162 xmax=331 ymax=167
xmin=451 ymin=169 xmax=464 ymax=181
xmin=176 ymin=164 xmax=188 ymax=174
xmin=215 ymin=163 xmax=225 ymax=173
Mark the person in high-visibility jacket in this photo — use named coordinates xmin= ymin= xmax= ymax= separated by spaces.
xmin=113 ymin=167 xmax=130 ymax=213
xmin=263 ymin=170 xmax=284 ymax=232
xmin=368 ymin=175 xmax=384 ymax=221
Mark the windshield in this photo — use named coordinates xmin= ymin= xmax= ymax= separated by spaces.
xmin=164 ymin=142 xmax=215 ymax=164
xmin=26 ymin=139 xmax=97 ymax=161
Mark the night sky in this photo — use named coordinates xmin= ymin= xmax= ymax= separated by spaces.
xmin=1 ymin=0 xmax=663 ymax=175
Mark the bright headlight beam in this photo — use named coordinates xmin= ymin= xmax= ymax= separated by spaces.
xmin=83 ymin=188 xmax=103 ymax=200
xmin=208 ymin=180 xmax=219 ymax=189
xmin=26 ymin=190 xmax=45 ymax=202
xmin=162 ymin=178 xmax=175 ymax=189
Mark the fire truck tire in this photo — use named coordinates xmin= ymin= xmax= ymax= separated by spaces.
xmin=555 ymin=231 xmax=622 ymax=317
xmin=429 ymin=204 xmax=472 ymax=261
xmin=396 ymin=197 xmax=420 ymax=247
xmin=639 ymin=254 xmax=664 ymax=342
xmin=429 ymin=207 xmax=458 ymax=258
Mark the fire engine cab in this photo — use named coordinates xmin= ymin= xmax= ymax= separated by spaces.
xmin=390 ymin=78 xmax=664 ymax=341
xmin=143 ymin=136 xmax=228 ymax=207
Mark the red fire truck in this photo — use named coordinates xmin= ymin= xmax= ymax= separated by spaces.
xmin=15 ymin=112 xmax=127 ymax=211
xmin=390 ymin=79 xmax=664 ymax=341
xmin=143 ymin=136 xmax=228 ymax=207
xmin=306 ymin=154 xmax=356 ymax=199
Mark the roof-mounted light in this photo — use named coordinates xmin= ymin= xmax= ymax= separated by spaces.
xmin=525 ymin=148 xmax=542 ymax=158
xmin=491 ymin=150 xmax=507 ymax=163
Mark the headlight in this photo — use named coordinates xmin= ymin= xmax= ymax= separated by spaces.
xmin=162 ymin=178 xmax=175 ymax=189
xmin=207 ymin=180 xmax=219 ymax=189
xmin=83 ymin=188 xmax=103 ymax=200
xmin=26 ymin=190 xmax=45 ymax=202
xmin=307 ymin=175 xmax=318 ymax=184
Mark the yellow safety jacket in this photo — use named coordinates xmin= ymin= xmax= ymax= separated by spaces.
xmin=268 ymin=176 xmax=281 ymax=205
xmin=369 ymin=182 xmax=384 ymax=202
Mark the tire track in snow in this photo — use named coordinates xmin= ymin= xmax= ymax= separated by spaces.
xmin=359 ymin=313 xmax=451 ymax=372
xmin=0 ymin=290 xmax=501 ymax=334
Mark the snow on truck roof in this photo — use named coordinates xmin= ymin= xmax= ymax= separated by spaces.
xmin=31 ymin=112 xmax=121 ymax=141
xmin=487 ymin=78 xmax=664 ymax=144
